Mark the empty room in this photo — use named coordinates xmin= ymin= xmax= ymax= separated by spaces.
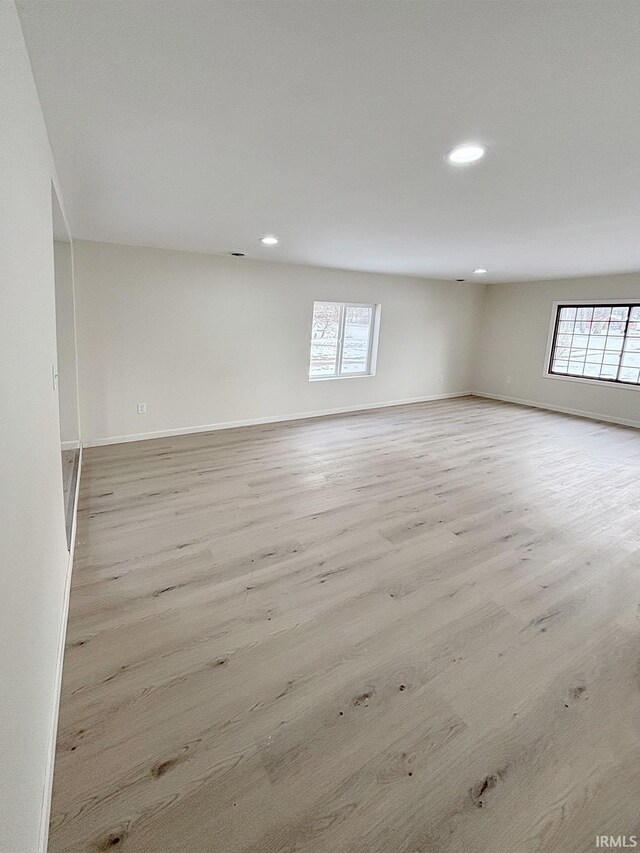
xmin=2 ymin=1 xmax=640 ymax=851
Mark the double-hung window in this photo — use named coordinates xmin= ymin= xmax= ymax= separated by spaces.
xmin=308 ymin=301 xmax=378 ymax=379
xmin=547 ymin=303 xmax=640 ymax=386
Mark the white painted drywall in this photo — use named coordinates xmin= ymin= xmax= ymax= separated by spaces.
xmin=54 ymin=239 xmax=80 ymax=446
xmin=474 ymin=274 xmax=640 ymax=427
xmin=0 ymin=4 xmax=72 ymax=851
xmin=72 ymin=240 xmax=485 ymax=444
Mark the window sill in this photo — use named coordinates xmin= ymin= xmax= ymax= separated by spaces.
xmin=309 ymin=373 xmax=376 ymax=382
xmin=543 ymin=372 xmax=640 ymax=392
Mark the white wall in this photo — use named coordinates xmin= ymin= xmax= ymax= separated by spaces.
xmin=474 ymin=274 xmax=640 ymax=427
xmin=54 ymin=239 xmax=80 ymax=446
xmin=73 ymin=240 xmax=485 ymax=444
xmin=0 ymin=4 xmax=73 ymax=851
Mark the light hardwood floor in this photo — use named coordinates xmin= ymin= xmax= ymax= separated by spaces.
xmin=49 ymin=397 xmax=640 ymax=853
xmin=61 ymin=447 xmax=79 ymax=548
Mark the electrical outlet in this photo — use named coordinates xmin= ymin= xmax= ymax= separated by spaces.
xmin=137 ymin=402 xmax=147 ymax=414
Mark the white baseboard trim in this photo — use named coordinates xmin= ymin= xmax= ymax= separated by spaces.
xmin=38 ymin=443 xmax=82 ymax=852
xmin=85 ymin=392 xmax=472 ymax=447
xmin=61 ymin=439 xmax=80 ymax=451
xmin=472 ymin=391 xmax=640 ymax=430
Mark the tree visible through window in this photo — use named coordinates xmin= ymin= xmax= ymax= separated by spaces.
xmin=548 ymin=304 xmax=640 ymax=385
xmin=309 ymin=301 xmax=376 ymax=378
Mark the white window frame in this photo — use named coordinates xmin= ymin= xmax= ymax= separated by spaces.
xmin=543 ymin=299 xmax=640 ymax=392
xmin=308 ymin=301 xmax=381 ymax=381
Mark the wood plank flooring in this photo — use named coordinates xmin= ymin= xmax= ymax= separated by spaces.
xmin=61 ymin=447 xmax=79 ymax=548
xmin=49 ymin=397 xmax=640 ymax=853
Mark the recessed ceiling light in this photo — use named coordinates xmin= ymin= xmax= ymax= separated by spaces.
xmin=473 ymin=268 xmax=488 ymax=275
xmin=446 ymin=143 xmax=487 ymax=165
xmin=259 ymin=235 xmax=279 ymax=246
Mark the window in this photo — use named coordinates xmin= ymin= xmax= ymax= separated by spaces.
xmin=547 ymin=303 xmax=640 ymax=386
xmin=309 ymin=301 xmax=378 ymax=379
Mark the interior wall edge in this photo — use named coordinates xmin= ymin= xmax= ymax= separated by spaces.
xmin=37 ymin=443 xmax=82 ymax=853
xmin=472 ymin=391 xmax=640 ymax=430
xmin=1 ymin=4 xmax=79 ymax=849
xmin=84 ymin=391 xmax=473 ymax=447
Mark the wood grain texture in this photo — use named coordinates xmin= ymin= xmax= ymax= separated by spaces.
xmin=49 ymin=397 xmax=640 ymax=853
xmin=61 ymin=447 xmax=79 ymax=547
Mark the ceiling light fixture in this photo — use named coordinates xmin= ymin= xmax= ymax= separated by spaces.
xmin=446 ymin=143 xmax=486 ymax=165
xmin=473 ymin=268 xmax=488 ymax=275
xmin=259 ymin=235 xmax=279 ymax=246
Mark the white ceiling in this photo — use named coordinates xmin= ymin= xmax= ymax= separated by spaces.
xmin=17 ymin=0 xmax=640 ymax=283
